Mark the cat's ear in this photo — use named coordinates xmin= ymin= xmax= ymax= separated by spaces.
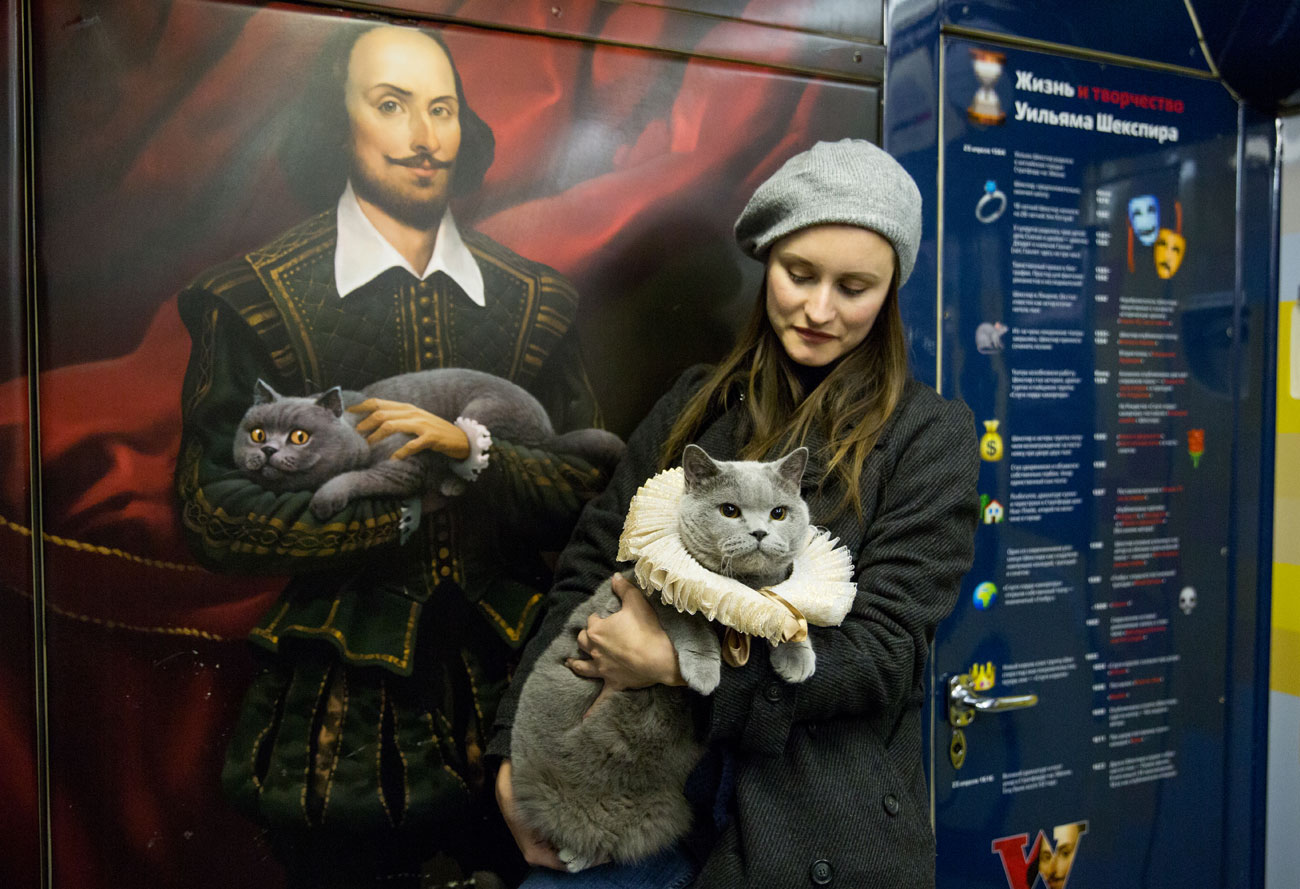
xmin=253 ymin=379 xmax=280 ymax=405
xmin=315 ymin=386 xmax=345 ymax=418
xmin=682 ymin=444 xmax=720 ymax=489
xmin=774 ymin=447 xmax=809 ymax=490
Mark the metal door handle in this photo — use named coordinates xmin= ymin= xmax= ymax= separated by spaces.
xmin=947 ymin=674 xmax=1038 ymax=726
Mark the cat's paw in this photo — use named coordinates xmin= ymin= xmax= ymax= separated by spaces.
xmin=771 ymin=638 xmax=816 ymax=683
xmin=678 ymin=649 xmax=721 ymax=695
xmin=558 ymin=848 xmax=596 ymax=873
xmin=309 ymin=480 xmax=350 ymax=519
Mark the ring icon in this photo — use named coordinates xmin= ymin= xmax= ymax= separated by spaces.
xmin=976 ymin=180 xmax=1007 ymax=223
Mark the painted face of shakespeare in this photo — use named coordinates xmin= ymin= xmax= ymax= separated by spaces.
xmin=764 ymin=224 xmax=896 ymax=368
xmin=345 ymin=26 xmax=463 ymax=229
xmin=1038 ymin=822 xmax=1085 ymax=889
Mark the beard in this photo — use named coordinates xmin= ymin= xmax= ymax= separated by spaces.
xmin=349 ymin=152 xmax=453 ymax=230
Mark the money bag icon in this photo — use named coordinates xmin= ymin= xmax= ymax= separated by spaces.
xmin=980 ymin=420 xmax=1004 ymax=462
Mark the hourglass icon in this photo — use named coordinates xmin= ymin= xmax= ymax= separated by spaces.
xmin=967 ymin=48 xmax=1007 ymax=125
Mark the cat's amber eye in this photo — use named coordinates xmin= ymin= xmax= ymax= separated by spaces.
xmin=770 ymin=507 xmax=787 ymax=520
xmin=249 ymin=428 xmax=266 ymax=444
xmin=719 ymin=503 xmax=740 ymax=518
xmin=289 ymin=429 xmax=311 ymax=445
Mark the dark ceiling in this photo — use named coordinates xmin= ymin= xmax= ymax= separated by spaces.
xmin=1196 ymin=0 xmax=1300 ymax=111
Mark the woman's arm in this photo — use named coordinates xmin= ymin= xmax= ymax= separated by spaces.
xmin=566 ymin=572 xmax=686 ymax=700
xmin=489 ymin=368 xmax=706 ymax=868
xmin=705 ymin=395 xmax=980 ymax=755
xmin=495 ymin=760 xmax=567 ymax=870
xmin=486 ymin=366 xmax=710 ymax=757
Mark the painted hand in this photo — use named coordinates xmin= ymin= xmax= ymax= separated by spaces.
xmin=349 ymin=398 xmax=471 ymax=460
xmin=566 ymin=573 xmax=685 ymax=714
xmin=495 ymin=759 xmax=566 ymax=870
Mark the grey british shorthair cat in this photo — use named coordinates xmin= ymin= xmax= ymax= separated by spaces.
xmin=510 ymin=444 xmax=814 ymax=872
xmin=232 ymin=368 xmax=625 ymax=518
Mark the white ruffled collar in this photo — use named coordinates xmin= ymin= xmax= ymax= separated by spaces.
xmin=616 ymin=467 xmax=857 ymax=645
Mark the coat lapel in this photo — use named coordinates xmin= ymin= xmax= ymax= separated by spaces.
xmin=795 ymin=423 xmax=869 ymax=559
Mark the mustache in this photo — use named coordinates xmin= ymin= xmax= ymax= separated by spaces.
xmin=387 ymin=152 xmax=453 ymax=170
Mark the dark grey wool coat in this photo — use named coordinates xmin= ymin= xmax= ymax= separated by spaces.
xmin=490 ymin=366 xmax=979 ymax=888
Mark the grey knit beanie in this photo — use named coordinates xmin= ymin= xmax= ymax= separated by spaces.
xmin=734 ymin=138 xmax=923 ymax=285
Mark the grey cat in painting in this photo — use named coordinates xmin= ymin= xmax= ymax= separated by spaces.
xmin=232 ymin=368 xmax=625 ymax=518
xmin=510 ymin=444 xmax=813 ymax=872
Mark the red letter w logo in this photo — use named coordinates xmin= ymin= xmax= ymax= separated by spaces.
xmin=992 ymin=822 xmax=1088 ymax=889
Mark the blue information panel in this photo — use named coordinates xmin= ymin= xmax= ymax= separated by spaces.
xmin=935 ymin=37 xmax=1241 ymax=889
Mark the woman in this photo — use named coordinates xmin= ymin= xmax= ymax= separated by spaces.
xmin=489 ymin=139 xmax=979 ymax=888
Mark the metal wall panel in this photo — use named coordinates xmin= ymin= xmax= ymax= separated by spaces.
xmin=1 ymin=0 xmax=40 ymax=885
xmin=886 ymin=3 xmax=1274 ymax=887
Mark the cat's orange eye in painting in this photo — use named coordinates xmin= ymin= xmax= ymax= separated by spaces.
xmin=719 ymin=503 xmax=740 ymax=518
xmin=770 ymin=507 xmax=787 ymax=520
xmin=249 ymin=428 xmax=266 ymax=444
xmin=289 ymin=429 xmax=311 ymax=445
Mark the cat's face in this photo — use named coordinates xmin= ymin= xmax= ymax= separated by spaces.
xmin=678 ymin=445 xmax=810 ymax=586
xmin=233 ymin=381 xmax=362 ymax=491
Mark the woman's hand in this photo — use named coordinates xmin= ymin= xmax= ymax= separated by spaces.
xmin=566 ymin=574 xmax=685 ymax=708
xmin=495 ymin=759 xmax=566 ymax=870
xmin=349 ymin=398 xmax=470 ymax=460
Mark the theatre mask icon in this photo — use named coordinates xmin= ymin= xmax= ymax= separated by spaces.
xmin=1154 ymin=228 xmax=1186 ymax=278
xmin=1128 ymin=195 xmax=1160 ymax=246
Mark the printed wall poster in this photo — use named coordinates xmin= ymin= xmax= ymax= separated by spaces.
xmin=0 ymin=2 xmax=880 ymax=886
xmin=935 ymin=36 xmax=1241 ymax=889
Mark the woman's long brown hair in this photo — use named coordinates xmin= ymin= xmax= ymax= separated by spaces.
xmin=659 ymin=266 xmax=910 ymax=519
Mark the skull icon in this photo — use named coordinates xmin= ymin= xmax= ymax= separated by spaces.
xmin=1178 ymin=586 xmax=1197 ymax=615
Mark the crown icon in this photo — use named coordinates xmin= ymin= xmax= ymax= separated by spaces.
xmin=969 ymin=661 xmax=996 ymax=691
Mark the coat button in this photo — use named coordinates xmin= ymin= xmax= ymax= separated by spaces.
xmin=883 ymin=793 xmax=900 ymax=816
xmin=810 ymin=858 xmax=833 ymax=885
xmin=764 ymin=681 xmax=783 ymax=703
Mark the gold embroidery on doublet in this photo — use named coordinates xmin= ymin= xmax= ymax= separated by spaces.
xmin=246 ymin=214 xmax=336 ymax=390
